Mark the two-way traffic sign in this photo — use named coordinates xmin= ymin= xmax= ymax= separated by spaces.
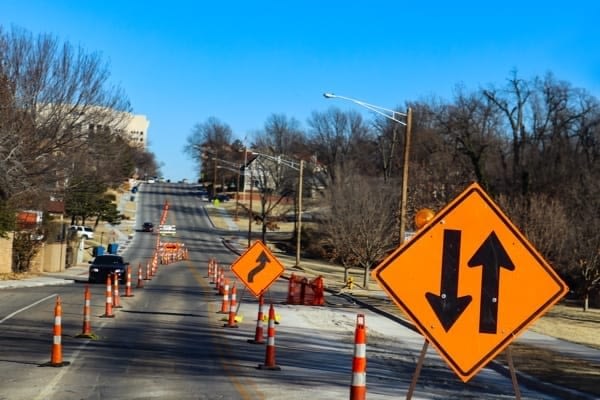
xmin=231 ymin=241 xmax=285 ymax=297
xmin=372 ymin=182 xmax=569 ymax=382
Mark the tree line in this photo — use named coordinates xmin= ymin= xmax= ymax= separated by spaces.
xmin=0 ymin=26 xmax=158 ymax=271
xmin=186 ymin=71 xmax=600 ymax=309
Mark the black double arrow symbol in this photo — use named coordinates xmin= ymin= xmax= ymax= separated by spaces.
xmin=425 ymin=229 xmax=515 ymax=334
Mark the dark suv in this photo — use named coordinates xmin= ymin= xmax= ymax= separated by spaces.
xmin=142 ymin=222 xmax=154 ymax=232
xmin=88 ymin=255 xmax=129 ymax=284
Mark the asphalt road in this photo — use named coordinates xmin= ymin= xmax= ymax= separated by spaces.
xmin=0 ymin=183 xmax=579 ymax=399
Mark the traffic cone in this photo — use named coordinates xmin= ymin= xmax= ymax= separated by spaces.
xmin=248 ymin=294 xmax=265 ymax=344
xmin=224 ymin=284 xmax=239 ymax=328
xmin=124 ymin=266 xmax=134 ymax=297
xmin=113 ymin=273 xmax=122 ymax=308
xmin=42 ymin=296 xmax=70 ymax=367
xmin=215 ymin=267 xmax=221 ymax=291
xmin=213 ymin=260 xmax=219 ymax=284
xmin=258 ymin=304 xmax=280 ymax=370
xmin=145 ymin=262 xmax=151 ymax=280
xmin=76 ymin=286 xmax=95 ymax=338
xmin=136 ymin=263 xmax=144 ymax=288
xmin=152 ymin=257 xmax=158 ymax=275
xmin=219 ymin=281 xmax=230 ymax=313
xmin=208 ymin=258 xmax=213 ymax=279
xmin=101 ymin=275 xmax=115 ymax=318
xmin=350 ymin=314 xmax=367 ymax=400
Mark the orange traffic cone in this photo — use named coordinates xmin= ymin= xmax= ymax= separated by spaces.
xmin=213 ymin=261 xmax=219 ymax=285
xmin=124 ymin=266 xmax=134 ymax=297
xmin=248 ymin=294 xmax=265 ymax=344
xmin=350 ymin=314 xmax=367 ymax=400
xmin=136 ymin=263 xmax=144 ymax=288
xmin=41 ymin=296 xmax=70 ymax=367
xmin=215 ymin=267 xmax=222 ymax=291
xmin=145 ymin=262 xmax=151 ymax=280
xmin=224 ymin=284 xmax=239 ymax=328
xmin=101 ymin=275 xmax=115 ymax=318
xmin=152 ymin=257 xmax=158 ymax=275
xmin=219 ymin=281 xmax=230 ymax=313
xmin=113 ymin=273 xmax=122 ymax=308
xmin=258 ymin=304 xmax=280 ymax=370
xmin=76 ymin=286 xmax=95 ymax=338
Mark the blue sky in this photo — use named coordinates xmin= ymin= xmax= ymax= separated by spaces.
xmin=2 ymin=1 xmax=599 ymax=182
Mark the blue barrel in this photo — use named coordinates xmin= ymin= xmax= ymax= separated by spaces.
xmin=107 ymin=243 xmax=119 ymax=254
xmin=93 ymin=246 xmax=105 ymax=257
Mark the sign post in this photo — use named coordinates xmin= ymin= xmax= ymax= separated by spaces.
xmin=372 ymin=182 xmax=568 ymax=384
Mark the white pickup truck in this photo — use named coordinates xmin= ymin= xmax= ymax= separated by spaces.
xmin=70 ymin=225 xmax=95 ymax=240
xmin=159 ymin=224 xmax=176 ymax=236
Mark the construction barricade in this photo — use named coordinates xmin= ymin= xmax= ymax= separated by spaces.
xmin=158 ymin=241 xmax=188 ymax=264
xmin=286 ymin=273 xmax=325 ymax=306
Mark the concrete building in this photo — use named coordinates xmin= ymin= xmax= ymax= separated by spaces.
xmin=117 ymin=113 xmax=150 ymax=149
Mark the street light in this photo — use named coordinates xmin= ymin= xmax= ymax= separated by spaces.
xmin=324 ymin=92 xmax=413 ymax=245
xmin=251 ymin=151 xmax=304 ymax=268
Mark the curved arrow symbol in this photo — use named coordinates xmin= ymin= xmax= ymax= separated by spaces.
xmin=468 ymin=231 xmax=515 ymax=334
xmin=426 ymin=229 xmax=472 ymax=332
xmin=248 ymin=250 xmax=269 ymax=283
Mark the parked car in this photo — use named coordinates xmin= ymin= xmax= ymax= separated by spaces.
xmin=70 ymin=225 xmax=95 ymax=240
xmin=141 ymin=222 xmax=154 ymax=232
xmin=88 ymin=255 xmax=129 ymax=284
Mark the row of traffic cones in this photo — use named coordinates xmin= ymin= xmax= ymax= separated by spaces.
xmin=209 ymin=258 xmax=278 ymax=368
xmin=46 ymin=202 xmax=172 ymax=368
xmin=45 ymin=255 xmax=366 ymax=400
xmin=46 ymin=259 xmax=158 ymax=367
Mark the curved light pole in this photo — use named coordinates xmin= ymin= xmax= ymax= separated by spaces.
xmin=323 ymin=92 xmax=413 ymax=245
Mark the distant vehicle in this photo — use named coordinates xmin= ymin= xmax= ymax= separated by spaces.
xmin=142 ymin=222 xmax=154 ymax=232
xmin=131 ymin=186 xmax=139 ymax=193
xmin=159 ymin=224 xmax=176 ymax=236
xmin=70 ymin=225 xmax=94 ymax=240
xmin=147 ymin=178 xmax=156 ymax=184
xmin=88 ymin=255 xmax=129 ymax=284
xmin=198 ymin=189 xmax=209 ymax=201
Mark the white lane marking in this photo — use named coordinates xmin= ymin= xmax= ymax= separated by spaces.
xmin=0 ymin=293 xmax=57 ymax=324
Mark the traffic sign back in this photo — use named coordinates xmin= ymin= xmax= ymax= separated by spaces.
xmin=372 ymin=182 xmax=568 ymax=382
xmin=231 ymin=241 xmax=285 ymax=297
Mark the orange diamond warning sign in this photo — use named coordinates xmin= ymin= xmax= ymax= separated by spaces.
xmin=372 ymin=182 xmax=568 ymax=382
xmin=231 ymin=241 xmax=285 ymax=297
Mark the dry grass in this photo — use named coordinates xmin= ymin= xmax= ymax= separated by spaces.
xmin=504 ymin=305 xmax=600 ymax=397
xmin=530 ymin=304 xmax=600 ymax=350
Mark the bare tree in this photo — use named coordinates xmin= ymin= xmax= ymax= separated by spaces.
xmin=0 ymin=25 xmax=131 ymax=235
xmin=322 ymin=176 xmax=398 ymax=288
xmin=306 ymin=107 xmax=371 ymax=185
xmin=483 ymin=70 xmax=533 ymax=195
xmin=254 ymin=113 xmax=306 ymax=155
xmin=184 ymin=116 xmax=235 ymax=185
